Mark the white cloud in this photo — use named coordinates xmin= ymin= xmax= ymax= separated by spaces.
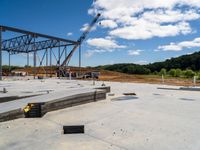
xmin=67 ymin=32 xmax=73 ymax=36
xmin=89 ymin=0 xmax=200 ymax=40
xmin=85 ymin=49 xmax=114 ymax=57
xmin=85 ymin=38 xmax=126 ymax=57
xmin=128 ymin=49 xmax=143 ymax=56
xmin=133 ymin=60 xmax=148 ymax=65
xmin=99 ymin=20 xmax=118 ymax=28
xmin=142 ymin=9 xmax=200 ymax=24
xmin=80 ymin=23 xmax=88 ymax=32
xmin=158 ymin=43 xmax=182 ymax=51
xmin=158 ymin=37 xmax=200 ymax=51
xmin=109 ymin=21 xmax=191 ymax=40
xmin=80 ymin=23 xmax=96 ymax=32
xmin=87 ymin=38 xmax=126 ymax=49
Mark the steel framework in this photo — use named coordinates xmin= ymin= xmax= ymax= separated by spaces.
xmin=0 ymin=14 xmax=100 ymax=80
xmin=0 ymin=25 xmax=78 ymax=80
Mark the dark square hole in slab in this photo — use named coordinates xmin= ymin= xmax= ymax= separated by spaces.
xmin=63 ymin=125 xmax=84 ymax=134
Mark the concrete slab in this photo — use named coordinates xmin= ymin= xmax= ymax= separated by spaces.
xmin=0 ymin=79 xmax=109 ymax=122
xmin=0 ymin=81 xmax=200 ymax=150
xmin=0 ymin=88 xmax=97 ymax=113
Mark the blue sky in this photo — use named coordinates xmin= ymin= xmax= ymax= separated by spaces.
xmin=1 ymin=0 xmax=200 ymax=67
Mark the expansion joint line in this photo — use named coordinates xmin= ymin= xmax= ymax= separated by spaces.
xmin=84 ymin=133 xmax=129 ymax=150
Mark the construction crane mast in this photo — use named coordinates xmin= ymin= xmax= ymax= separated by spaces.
xmin=60 ymin=13 xmax=101 ymax=67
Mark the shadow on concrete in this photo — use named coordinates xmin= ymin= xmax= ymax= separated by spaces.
xmin=180 ymin=98 xmax=196 ymax=101
xmin=153 ymin=93 xmax=164 ymax=96
xmin=0 ymin=94 xmax=43 ymax=103
xmin=111 ymin=96 xmax=138 ymax=101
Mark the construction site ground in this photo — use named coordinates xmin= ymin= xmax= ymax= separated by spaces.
xmin=11 ymin=67 xmax=200 ymax=86
xmin=99 ymin=70 xmax=200 ymax=86
xmin=0 ymin=79 xmax=199 ymax=150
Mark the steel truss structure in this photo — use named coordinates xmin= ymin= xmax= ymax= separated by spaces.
xmin=0 ymin=25 xmax=79 ymax=80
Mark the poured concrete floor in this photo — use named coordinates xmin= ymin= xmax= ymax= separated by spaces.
xmin=0 ymin=80 xmax=200 ymax=150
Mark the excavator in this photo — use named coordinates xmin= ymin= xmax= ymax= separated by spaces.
xmin=57 ymin=13 xmax=101 ymax=77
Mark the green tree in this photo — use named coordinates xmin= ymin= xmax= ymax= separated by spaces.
xmin=184 ymin=69 xmax=195 ymax=78
xmin=197 ymin=72 xmax=200 ymax=80
xmin=168 ymin=69 xmax=176 ymax=77
xmin=24 ymin=65 xmax=31 ymax=68
xmin=159 ymin=68 xmax=167 ymax=76
xmin=175 ymin=69 xmax=182 ymax=77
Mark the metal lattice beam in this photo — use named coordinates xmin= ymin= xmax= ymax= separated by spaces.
xmin=7 ymin=39 xmax=75 ymax=54
xmin=1 ymin=25 xmax=78 ymax=54
xmin=2 ymin=35 xmax=33 ymax=52
xmin=0 ymin=25 xmax=77 ymax=44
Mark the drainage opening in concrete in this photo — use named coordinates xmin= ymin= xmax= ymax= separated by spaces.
xmin=63 ymin=125 xmax=84 ymax=134
xmin=23 ymin=103 xmax=45 ymax=118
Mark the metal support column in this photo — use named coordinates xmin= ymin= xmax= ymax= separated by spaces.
xmin=46 ymin=49 xmax=48 ymax=66
xmin=8 ymin=51 xmax=11 ymax=75
xmin=50 ymin=48 xmax=52 ymax=77
xmin=0 ymin=28 xmax=2 ymax=80
xmin=27 ymin=53 xmax=29 ymax=66
xmin=58 ymin=43 xmax=60 ymax=78
xmin=46 ymin=48 xmax=48 ymax=77
xmin=65 ymin=46 xmax=67 ymax=67
xmin=33 ymin=37 xmax=36 ymax=79
xmin=79 ymin=44 xmax=81 ymax=74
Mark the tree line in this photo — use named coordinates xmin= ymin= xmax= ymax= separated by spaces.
xmin=95 ymin=51 xmax=200 ymax=78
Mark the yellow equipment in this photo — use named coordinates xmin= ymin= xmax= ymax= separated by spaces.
xmin=23 ymin=104 xmax=34 ymax=113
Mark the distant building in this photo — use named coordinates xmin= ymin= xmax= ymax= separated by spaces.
xmin=11 ymin=70 xmax=27 ymax=76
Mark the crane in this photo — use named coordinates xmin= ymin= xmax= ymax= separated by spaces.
xmin=60 ymin=13 xmax=101 ymax=67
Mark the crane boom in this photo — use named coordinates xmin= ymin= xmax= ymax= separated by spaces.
xmin=61 ymin=13 xmax=101 ymax=67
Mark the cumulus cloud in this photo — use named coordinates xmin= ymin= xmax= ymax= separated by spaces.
xmin=80 ymin=23 xmax=96 ymax=32
xmin=85 ymin=49 xmax=114 ymax=57
xmin=158 ymin=37 xmax=200 ymax=51
xmin=88 ymin=0 xmax=200 ymax=40
xmin=142 ymin=9 xmax=200 ymax=23
xmin=67 ymin=32 xmax=73 ymax=36
xmin=99 ymin=20 xmax=118 ymax=28
xmin=86 ymin=38 xmax=126 ymax=49
xmin=110 ymin=21 xmax=191 ymax=40
xmin=85 ymin=38 xmax=126 ymax=57
xmin=128 ymin=49 xmax=143 ymax=56
xmin=158 ymin=43 xmax=182 ymax=51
